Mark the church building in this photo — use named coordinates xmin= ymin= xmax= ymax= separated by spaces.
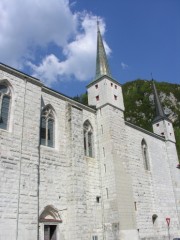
xmin=0 ymin=24 xmax=180 ymax=240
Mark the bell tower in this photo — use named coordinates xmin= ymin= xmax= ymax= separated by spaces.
xmin=87 ymin=22 xmax=138 ymax=240
xmin=152 ymin=80 xmax=175 ymax=142
xmin=87 ymin=22 xmax=124 ymax=111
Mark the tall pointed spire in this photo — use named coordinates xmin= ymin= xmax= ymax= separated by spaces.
xmin=95 ymin=21 xmax=111 ymax=79
xmin=152 ymin=80 xmax=166 ymax=122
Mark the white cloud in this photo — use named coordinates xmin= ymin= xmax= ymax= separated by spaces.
xmin=27 ymin=54 xmax=63 ymax=86
xmin=29 ymin=14 xmax=111 ymax=85
xmin=0 ymin=0 xmax=77 ymax=67
xmin=121 ymin=62 xmax=129 ymax=70
xmin=0 ymin=0 xmax=111 ymax=86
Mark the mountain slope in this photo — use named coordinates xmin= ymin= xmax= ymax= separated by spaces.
xmin=73 ymin=79 xmax=180 ymax=159
xmin=122 ymin=79 xmax=180 ymax=159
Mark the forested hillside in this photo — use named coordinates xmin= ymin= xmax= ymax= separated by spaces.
xmin=122 ymin=79 xmax=180 ymax=159
xmin=73 ymin=79 xmax=180 ymax=159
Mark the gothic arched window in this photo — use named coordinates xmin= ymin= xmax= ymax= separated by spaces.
xmin=83 ymin=120 xmax=94 ymax=157
xmin=40 ymin=106 xmax=55 ymax=147
xmin=141 ymin=139 xmax=150 ymax=170
xmin=0 ymin=84 xmax=11 ymax=130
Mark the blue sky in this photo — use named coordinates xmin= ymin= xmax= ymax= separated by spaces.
xmin=0 ymin=0 xmax=179 ymax=97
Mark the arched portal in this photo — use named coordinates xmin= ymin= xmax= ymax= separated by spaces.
xmin=39 ymin=205 xmax=62 ymax=240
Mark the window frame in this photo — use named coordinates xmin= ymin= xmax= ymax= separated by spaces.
xmin=40 ymin=106 xmax=55 ymax=148
xmin=141 ymin=139 xmax=150 ymax=171
xmin=83 ymin=120 xmax=94 ymax=158
xmin=0 ymin=83 xmax=11 ymax=130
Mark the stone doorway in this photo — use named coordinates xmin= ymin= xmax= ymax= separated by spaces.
xmin=44 ymin=225 xmax=57 ymax=240
xmin=39 ymin=205 xmax=62 ymax=240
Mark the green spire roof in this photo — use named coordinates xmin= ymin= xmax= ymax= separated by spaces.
xmin=95 ymin=23 xmax=111 ymax=79
xmin=152 ymin=80 xmax=167 ymax=122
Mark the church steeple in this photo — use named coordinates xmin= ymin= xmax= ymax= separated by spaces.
xmin=152 ymin=80 xmax=175 ymax=142
xmin=95 ymin=22 xmax=111 ymax=79
xmin=152 ymin=80 xmax=166 ymax=122
xmin=87 ymin=22 xmax=124 ymax=111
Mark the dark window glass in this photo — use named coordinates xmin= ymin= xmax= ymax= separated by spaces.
xmin=48 ymin=119 xmax=54 ymax=147
xmin=40 ymin=117 xmax=46 ymax=145
xmin=0 ymin=85 xmax=8 ymax=94
xmin=0 ymin=95 xmax=10 ymax=130
xmin=88 ymin=132 xmax=92 ymax=157
xmin=142 ymin=139 xmax=150 ymax=171
xmin=84 ymin=131 xmax=86 ymax=154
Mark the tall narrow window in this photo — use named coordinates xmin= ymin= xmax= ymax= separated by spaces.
xmin=101 ymin=124 xmax=103 ymax=134
xmin=41 ymin=106 xmax=55 ymax=147
xmin=152 ymin=214 xmax=158 ymax=224
xmin=141 ymin=139 xmax=150 ymax=170
xmin=84 ymin=120 xmax=94 ymax=157
xmin=106 ymin=188 xmax=109 ymax=199
xmin=0 ymin=84 xmax=11 ymax=130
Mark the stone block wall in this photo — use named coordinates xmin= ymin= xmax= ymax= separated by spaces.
xmin=38 ymin=89 xmax=103 ymax=240
xmin=0 ymin=68 xmax=103 ymax=240
xmin=96 ymin=105 xmax=138 ymax=240
xmin=1 ymin=66 xmax=180 ymax=240
xmin=125 ymin=123 xmax=180 ymax=239
xmin=0 ymin=69 xmax=42 ymax=240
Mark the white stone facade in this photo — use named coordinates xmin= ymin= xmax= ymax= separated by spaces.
xmin=0 ymin=64 xmax=180 ymax=240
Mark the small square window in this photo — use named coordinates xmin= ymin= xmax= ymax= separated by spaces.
xmin=156 ymin=123 xmax=159 ymax=127
xmin=161 ymin=132 xmax=164 ymax=135
xmin=95 ymin=84 xmax=98 ymax=89
xmin=96 ymin=95 xmax=99 ymax=101
xmin=114 ymin=95 xmax=117 ymax=100
xmin=115 ymin=85 xmax=117 ymax=89
xmin=111 ymin=83 xmax=113 ymax=87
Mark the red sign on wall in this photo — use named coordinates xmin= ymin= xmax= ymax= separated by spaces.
xmin=166 ymin=218 xmax=170 ymax=226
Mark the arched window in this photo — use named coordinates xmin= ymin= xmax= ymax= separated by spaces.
xmin=152 ymin=214 xmax=158 ymax=224
xmin=141 ymin=139 xmax=150 ymax=170
xmin=0 ymin=83 xmax=11 ymax=130
xmin=83 ymin=120 xmax=94 ymax=157
xmin=40 ymin=105 xmax=55 ymax=147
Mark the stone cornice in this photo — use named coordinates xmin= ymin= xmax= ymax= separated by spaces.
xmin=0 ymin=62 xmax=96 ymax=114
xmin=0 ymin=62 xmax=43 ymax=87
xmin=87 ymin=74 xmax=121 ymax=88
